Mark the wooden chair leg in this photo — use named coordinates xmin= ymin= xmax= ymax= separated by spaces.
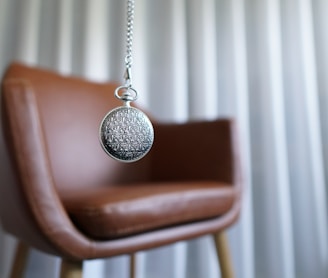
xmin=10 ymin=241 xmax=29 ymax=278
xmin=213 ymin=231 xmax=234 ymax=278
xmin=60 ymin=260 xmax=83 ymax=278
xmin=130 ymin=253 xmax=136 ymax=278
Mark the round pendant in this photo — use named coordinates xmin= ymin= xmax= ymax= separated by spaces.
xmin=99 ymin=106 xmax=154 ymax=162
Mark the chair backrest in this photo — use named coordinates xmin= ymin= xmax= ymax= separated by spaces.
xmin=1 ymin=63 xmax=152 ymax=197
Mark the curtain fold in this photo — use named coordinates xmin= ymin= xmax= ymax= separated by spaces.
xmin=0 ymin=0 xmax=327 ymax=277
xmin=245 ymin=0 xmax=295 ymax=277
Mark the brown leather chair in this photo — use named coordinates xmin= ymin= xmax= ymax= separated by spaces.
xmin=0 ymin=63 xmax=242 ymax=278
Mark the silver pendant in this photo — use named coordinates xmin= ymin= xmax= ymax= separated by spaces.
xmin=100 ymin=0 xmax=154 ymax=162
xmin=99 ymin=86 xmax=154 ymax=162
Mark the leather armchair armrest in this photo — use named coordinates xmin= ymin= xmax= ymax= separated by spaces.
xmin=150 ymin=119 xmax=240 ymax=184
xmin=1 ymin=79 xmax=92 ymax=260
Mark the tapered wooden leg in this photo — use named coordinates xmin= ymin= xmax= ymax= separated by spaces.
xmin=60 ymin=260 xmax=82 ymax=278
xmin=10 ymin=241 xmax=29 ymax=278
xmin=130 ymin=253 xmax=136 ymax=278
xmin=213 ymin=231 xmax=234 ymax=278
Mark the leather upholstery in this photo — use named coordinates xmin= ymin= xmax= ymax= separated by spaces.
xmin=0 ymin=62 xmax=242 ymax=261
xmin=64 ymin=182 xmax=235 ymax=239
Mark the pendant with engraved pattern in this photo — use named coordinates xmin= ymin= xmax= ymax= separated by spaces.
xmin=99 ymin=86 xmax=154 ymax=163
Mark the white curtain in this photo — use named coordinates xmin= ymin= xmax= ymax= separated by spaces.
xmin=0 ymin=0 xmax=328 ymax=277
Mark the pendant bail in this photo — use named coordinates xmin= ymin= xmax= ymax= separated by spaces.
xmin=124 ymin=67 xmax=132 ymax=87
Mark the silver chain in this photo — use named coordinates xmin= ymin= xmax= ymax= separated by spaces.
xmin=124 ymin=0 xmax=135 ymax=86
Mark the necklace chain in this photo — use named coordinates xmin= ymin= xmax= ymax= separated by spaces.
xmin=125 ymin=0 xmax=135 ymax=74
xmin=121 ymin=0 xmax=136 ymax=94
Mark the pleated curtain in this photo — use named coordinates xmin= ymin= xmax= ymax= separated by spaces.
xmin=0 ymin=0 xmax=328 ymax=277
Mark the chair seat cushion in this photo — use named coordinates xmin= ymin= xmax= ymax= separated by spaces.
xmin=63 ymin=182 xmax=236 ymax=239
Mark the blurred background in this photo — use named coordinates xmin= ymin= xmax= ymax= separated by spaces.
xmin=1 ymin=0 xmax=328 ymax=277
